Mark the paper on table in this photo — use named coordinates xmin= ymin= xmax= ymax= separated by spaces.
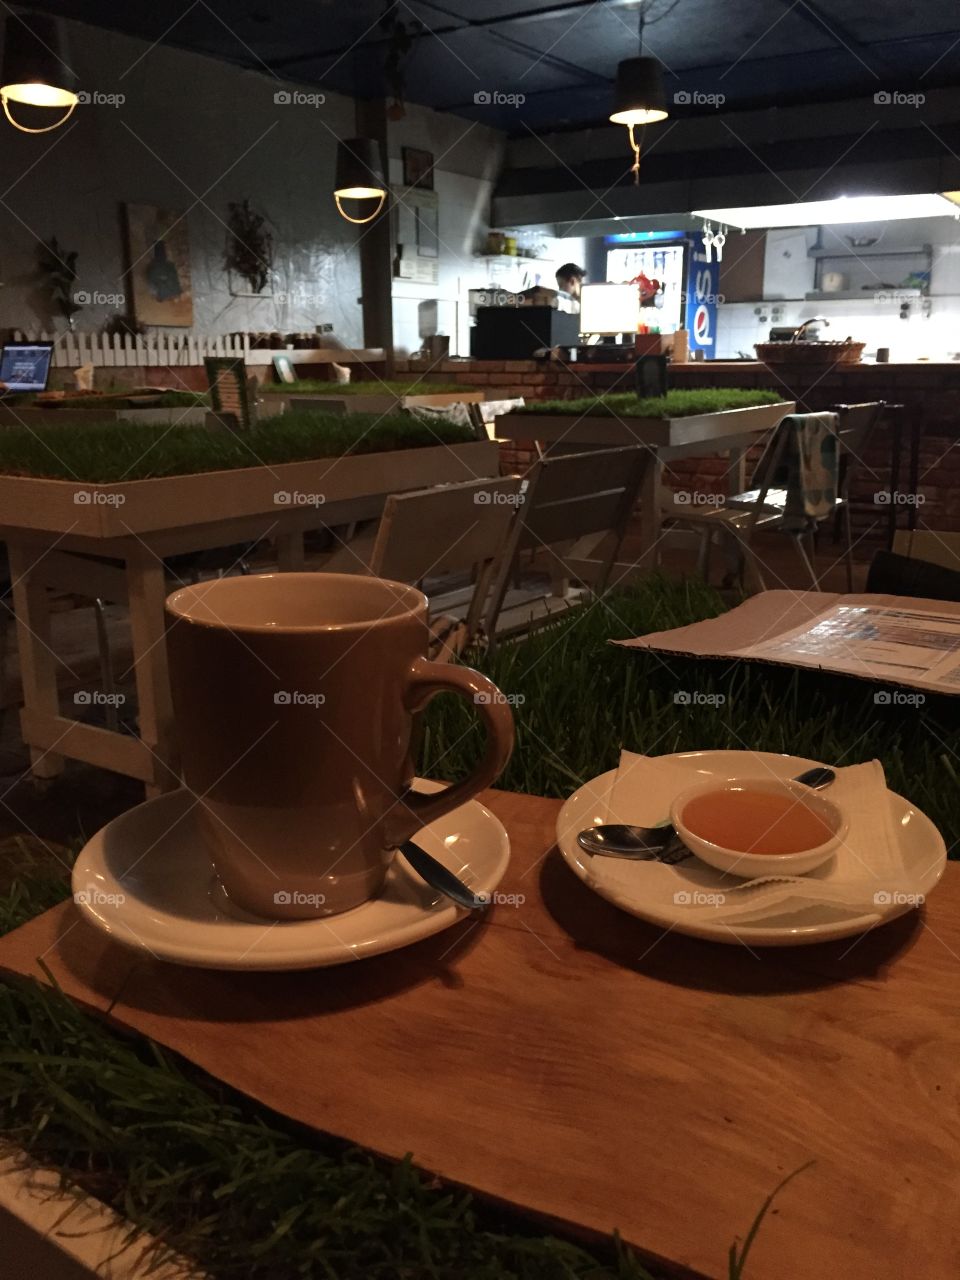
xmin=600 ymin=752 xmax=910 ymax=927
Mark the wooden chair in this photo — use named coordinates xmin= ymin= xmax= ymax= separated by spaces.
xmin=321 ymin=476 xmax=524 ymax=658
xmin=482 ymin=445 xmax=650 ymax=649
xmin=673 ymin=403 xmax=884 ymax=592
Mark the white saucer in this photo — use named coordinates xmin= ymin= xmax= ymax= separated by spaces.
xmin=72 ymin=782 xmax=510 ymax=970
xmin=556 ymin=750 xmax=947 ymax=946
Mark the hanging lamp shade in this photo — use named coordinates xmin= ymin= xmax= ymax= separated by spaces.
xmin=0 ymin=12 xmax=78 ymax=132
xmin=609 ymin=56 xmax=668 ymax=126
xmin=333 ymin=137 xmax=387 ymax=223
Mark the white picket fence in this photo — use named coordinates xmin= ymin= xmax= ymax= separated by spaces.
xmin=12 ymin=329 xmax=252 ymax=368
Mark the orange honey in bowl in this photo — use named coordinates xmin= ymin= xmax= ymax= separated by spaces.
xmin=680 ymin=787 xmax=836 ymax=856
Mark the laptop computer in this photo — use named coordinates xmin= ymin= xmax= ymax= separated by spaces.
xmin=0 ymin=341 xmax=54 ymax=393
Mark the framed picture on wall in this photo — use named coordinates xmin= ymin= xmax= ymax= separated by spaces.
xmin=402 ymin=146 xmax=434 ymax=190
xmin=124 ymin=203 xmax=194 ymax=327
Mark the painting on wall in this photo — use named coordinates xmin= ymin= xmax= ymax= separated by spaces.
xmin=402 ymin=146 xmax=434 ymax=190
xmin=125 ymin=203 xmax=194 ymax=326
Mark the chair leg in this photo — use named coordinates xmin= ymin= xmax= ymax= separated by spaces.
xmin=795 ymin=533 xmax=820 ymax=589
xmin=93 ymin=597 xmax=120 ymax=733
xmin=695 ymin=527 xmax=712 ymax=583
xmin=842 ymin=503 xmax=854 ymax=591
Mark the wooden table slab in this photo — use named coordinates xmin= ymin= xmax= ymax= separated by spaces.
xmin=0 ymin=788 xmax=957 ymax=1280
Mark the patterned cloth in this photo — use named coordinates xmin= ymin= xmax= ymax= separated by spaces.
xmin=752 ymin=412 xmax=839 ymax=531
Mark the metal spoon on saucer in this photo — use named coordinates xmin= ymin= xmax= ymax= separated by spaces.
xmin=399 ymin=840 xmax=488 ymax=910
xmin=576 ymin=766 xmax=836 ymax=861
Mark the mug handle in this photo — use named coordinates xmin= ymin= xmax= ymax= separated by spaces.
xmin=385 ymin=657 xmax=515 ymax=845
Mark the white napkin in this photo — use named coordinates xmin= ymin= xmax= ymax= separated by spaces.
xmin=597 ymin=752 xmax=910 ymax=927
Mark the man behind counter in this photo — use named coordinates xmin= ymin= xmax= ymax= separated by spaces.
xmin=555 ymin=262 xmax=586 ymax=303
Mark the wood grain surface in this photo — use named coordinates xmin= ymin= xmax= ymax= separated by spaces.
xmin=0 ymin=788 xmax=957 ymax=1280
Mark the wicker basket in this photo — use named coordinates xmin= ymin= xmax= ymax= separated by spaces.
xmin=755 ymin=340 xmax=864 ymax=366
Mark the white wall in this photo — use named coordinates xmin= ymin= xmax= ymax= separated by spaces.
xmin=716 ymin=216 xmax=960 ymax=360
xmin=0 ymin=20 xmax=510 ymax=354
xmin=388 ymin=108 xmax=505 ymax=357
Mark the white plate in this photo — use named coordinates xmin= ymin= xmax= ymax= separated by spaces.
xmin=72 ymin=782 xmax=509 ymax=970
xmin=556 ymin=750 xmax=947 ymax=946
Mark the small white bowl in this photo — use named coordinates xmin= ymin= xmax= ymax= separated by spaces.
xmin=670 ymin=777 xmax=847 ymax=877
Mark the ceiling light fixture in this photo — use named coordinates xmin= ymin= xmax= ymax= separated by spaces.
xmin=0 ymin=11 xmax=78 ymax=133
xmin=609 ymin=1 xmax=668 ymax=184
xmin=333 ymin=138 xmax=387 ymax=225
xmin=692 ymin=194 xmax=960 ymax=230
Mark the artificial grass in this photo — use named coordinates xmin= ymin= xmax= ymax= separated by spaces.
xmin=0 ymin=411 xmax=476 ymax=483
xmin=518 ymin=388 xmax=784 ymax=418
xmin=262 ymin=379 xmax=476 ymax=397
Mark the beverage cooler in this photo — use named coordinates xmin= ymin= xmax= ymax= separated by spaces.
xmin=605 ymin=231 xmax=720 ymax=358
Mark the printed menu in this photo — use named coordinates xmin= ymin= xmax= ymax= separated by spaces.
xmin=733 ymin=604 xmax=960 ymax=691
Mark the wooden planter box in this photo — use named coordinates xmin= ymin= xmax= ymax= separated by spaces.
xmin=0 ymin=405 xmax=207 ymax=428
xmin=265 ymin=389 xmax=487 ymax=416
xmin=0 ymin=439 xmax=498 ymax=539
xmin=495 ymin=400 xmax=792 ymax=447
xmin=0 ymin=1155 xmax=197 ymax=1279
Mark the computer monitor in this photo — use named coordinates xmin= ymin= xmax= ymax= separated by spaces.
xmin=0 ymin=342 xmax=54 ymax=393
xmin=579 ymin=283 xmax=640 ymax=337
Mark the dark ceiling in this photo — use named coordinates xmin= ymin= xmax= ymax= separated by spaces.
xmin=31 ymin=0 xmax=960 ymax=133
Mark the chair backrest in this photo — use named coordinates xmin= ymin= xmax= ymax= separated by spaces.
xmin=867 ymin=547 xmax=960 ymax=601
xmin=204 ymin=356 xmax=254 ymax=430
xmin=515 ymin=445 xmax=648 ymax=552
xmin=368 ymin=473 xmax=523 ymax=598
xmin=482 ymin=445 xmax=648 ymax=644
xmin=830 ymin=401 xmax=885 ymax=454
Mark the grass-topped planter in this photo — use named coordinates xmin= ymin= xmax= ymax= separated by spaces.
xmin=499 ymin=388 xmax=791 ymax=447
xmin=261 ymin=378 xmax=487 ymax=416
xmin=0 ymin=410 xmax=492 ymax=538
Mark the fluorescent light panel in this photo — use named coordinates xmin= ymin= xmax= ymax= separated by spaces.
xmin=691 ymin=194 xmax=960 ymax=230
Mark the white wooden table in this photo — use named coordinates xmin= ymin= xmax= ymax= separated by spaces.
xmin=1 ymin=440 xmax=497 ymax=795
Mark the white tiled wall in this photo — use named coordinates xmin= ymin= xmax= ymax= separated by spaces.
xmin=716 ymin=216 xmax=960 ymax=362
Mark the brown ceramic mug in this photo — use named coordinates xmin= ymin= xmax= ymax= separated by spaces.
xmin=165 ymin=573 xmax=515 ymax=920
